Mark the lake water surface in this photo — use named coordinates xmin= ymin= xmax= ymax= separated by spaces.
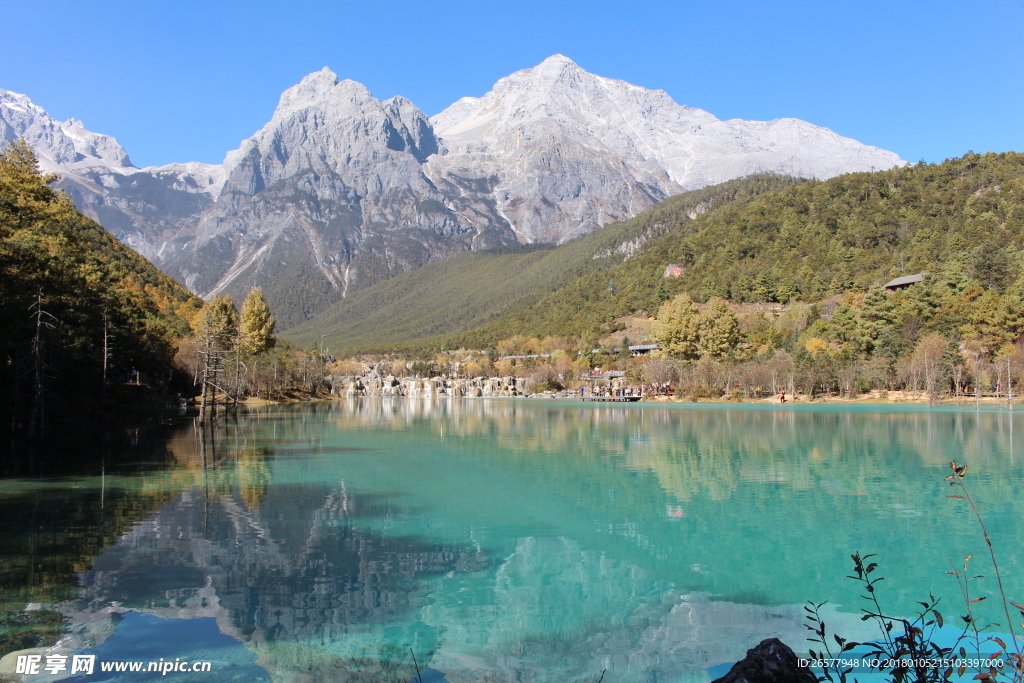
xmin=3 ymin=400 xmax=1023 ymax=682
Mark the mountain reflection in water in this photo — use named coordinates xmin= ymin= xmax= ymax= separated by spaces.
xmin=3 ymin=399 xmax=1024 ymax=682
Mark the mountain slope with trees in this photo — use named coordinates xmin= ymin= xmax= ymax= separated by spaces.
xmin=0 ymin=140 xmax=201 ymax=438
xmin=440 ymin=151 xmax=1024 ymax=350
xmin=285 ymin=174 xmax=802 ymax=354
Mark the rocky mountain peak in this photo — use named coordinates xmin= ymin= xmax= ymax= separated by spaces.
xmin=1 ymin=89 xmax=134 ymax=172
xmin=219 ymin=67 xmax=439 ymax=193
xmin=486 ymin=54 xmax=591 ymax=106
xmin=526 ymin=53 xmax=582 ymax=78
xmin=428 ymin=55 xmax=905 ymax=244
xmin=1 ymin=89 xmax=43 ymax=117
xmin=272 ymin=67 xmax=374 ymax=120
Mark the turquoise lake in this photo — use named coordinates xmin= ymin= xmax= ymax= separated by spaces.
xmin=2 ymin=399 xmax=1023 ymax=682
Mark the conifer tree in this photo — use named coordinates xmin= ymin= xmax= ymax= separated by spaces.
xmin=964 ymin=289 xmax=1024 ymax=350
xmin=858 ymin=287 xmax=898 ymax=353
xmin=191 ymin=295 xmax=238 ymax=347
xmin=192 ymin=295 xmax=238 ymax=423
xmin=697 ymin=297 xmax=740 ymax=359
xmin=1 ymin=139 xmax=197 ymax=434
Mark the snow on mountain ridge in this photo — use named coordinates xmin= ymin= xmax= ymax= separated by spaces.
xmin=426 ymin=54 xmax=904 ymax=242
xmin=433 ymin=54 xmax=902 ymax=186
xmin=0 ymin=89 xmax=135 ymax=173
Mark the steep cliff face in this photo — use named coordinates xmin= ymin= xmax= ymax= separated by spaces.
xmin=156 ymin=69 xmax=516 ymax=326
xmin=2 ymin=57 xmax=905 ymax=327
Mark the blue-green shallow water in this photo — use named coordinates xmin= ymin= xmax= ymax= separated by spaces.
xmin=2 ymin=399 xmax=1023 ymax=682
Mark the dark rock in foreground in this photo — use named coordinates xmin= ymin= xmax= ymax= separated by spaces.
xmin=712 ymin=638 xmax=816 ymax=683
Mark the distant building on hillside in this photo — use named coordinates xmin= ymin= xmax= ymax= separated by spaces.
xmin=589 ymin=344 xmax=659 ymax=356
xmin=883 ymin=273 xmax=926 ymax=291
xmin=663 ymin=264 xmax=684 ymax=278
xmin=628 ymin=344 xmax=658 ymax=356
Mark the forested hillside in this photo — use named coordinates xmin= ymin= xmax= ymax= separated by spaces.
xmin=0 ymin=140 xmax=201 ymax=437
xmin=286 ymin=174 xmax=802 ymax=354
xmin=441 ymin=152 xmax=1024 ymax=349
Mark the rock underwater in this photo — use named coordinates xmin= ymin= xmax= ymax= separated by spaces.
xmin=711 ymin=638 xmax=817 ymax=683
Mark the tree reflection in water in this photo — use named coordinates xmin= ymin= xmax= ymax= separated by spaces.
xmin=3 ymin=400 xmax=1023 ymax=681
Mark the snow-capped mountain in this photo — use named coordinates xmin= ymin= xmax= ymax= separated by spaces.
xmin=0 ymin=57 xmax=905 ymax=327
xmin=0 ymin=89 xmax=134 ymax=173
xmin=430 ymin=55 xmax=903 ymax=243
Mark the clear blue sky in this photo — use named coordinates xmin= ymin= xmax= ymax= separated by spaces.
xmin=2 ymin=0 xmax=1020 ymax=167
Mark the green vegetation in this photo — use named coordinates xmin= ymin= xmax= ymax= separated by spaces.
xmin=284 ymin=174 xmax=801 ymax=354
xmin=302 ymin=152 xmax=1024 ymax=405
xmin=808 ymin=464 xmax=1024 ymax=683
xmin=638 ymin=255 xmax=1024 ymax=403
xmin=288 ymin=152 xmax=1024 ymax=360
xmin=649 ymin=293 xmax=745 ymax=362
xmin=445 ymin=151 xmax=1024 ymax=348
xmin=0 ymin=140 xmax=201 ymax=438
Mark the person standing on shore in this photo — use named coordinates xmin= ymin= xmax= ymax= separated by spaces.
xmin=779 ymin=389 xmax=786 ymax=404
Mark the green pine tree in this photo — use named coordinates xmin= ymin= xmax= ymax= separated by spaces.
xmin=858 ymin=287 xmax=898 ymax=353
xmin=697 ymin=297 xmax=740 ymax=359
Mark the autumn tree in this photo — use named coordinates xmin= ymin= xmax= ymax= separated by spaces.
xmin=911 ymin=332 xmax=948 ymax=406
xmin=240 ymin=287 xmax=276 ymax=356
xmin=192 ymin=295 xmax=238 ymax=345
xmin=643 ymin=358 xmax=679 ymax=386
xmin=652 ymin=293 xmax=700 ymax=360
xmin=961 ymin=338 xmax=991 ymax=410
xmin=192 ymin=295 xmax=238 ymax=423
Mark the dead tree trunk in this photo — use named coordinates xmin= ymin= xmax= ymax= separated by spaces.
xmin=198 ymin=321 xmax=212 ymax=424
xmin=28 ymin=292 xmax=55 ymax=438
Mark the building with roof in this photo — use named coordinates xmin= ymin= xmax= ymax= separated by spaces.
xmin=883 ymin=273 xmax=926 ymax=291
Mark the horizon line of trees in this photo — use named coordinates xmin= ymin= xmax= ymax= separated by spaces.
xmin=645 ymin=266 xmax=1024 ymax=405
xmin=328 ymin=262 xmax=1024 ymax=404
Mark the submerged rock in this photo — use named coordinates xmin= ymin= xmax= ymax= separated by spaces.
xmin=711 ymin=638 xmax=816 ymax=683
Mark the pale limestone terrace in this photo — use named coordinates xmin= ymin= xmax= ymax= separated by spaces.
xmin=331 ymin=375 xmax=528 ymax=398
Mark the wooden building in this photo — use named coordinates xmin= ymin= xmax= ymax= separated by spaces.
xmin=883 ymin=273 xmax=925 ymax=291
